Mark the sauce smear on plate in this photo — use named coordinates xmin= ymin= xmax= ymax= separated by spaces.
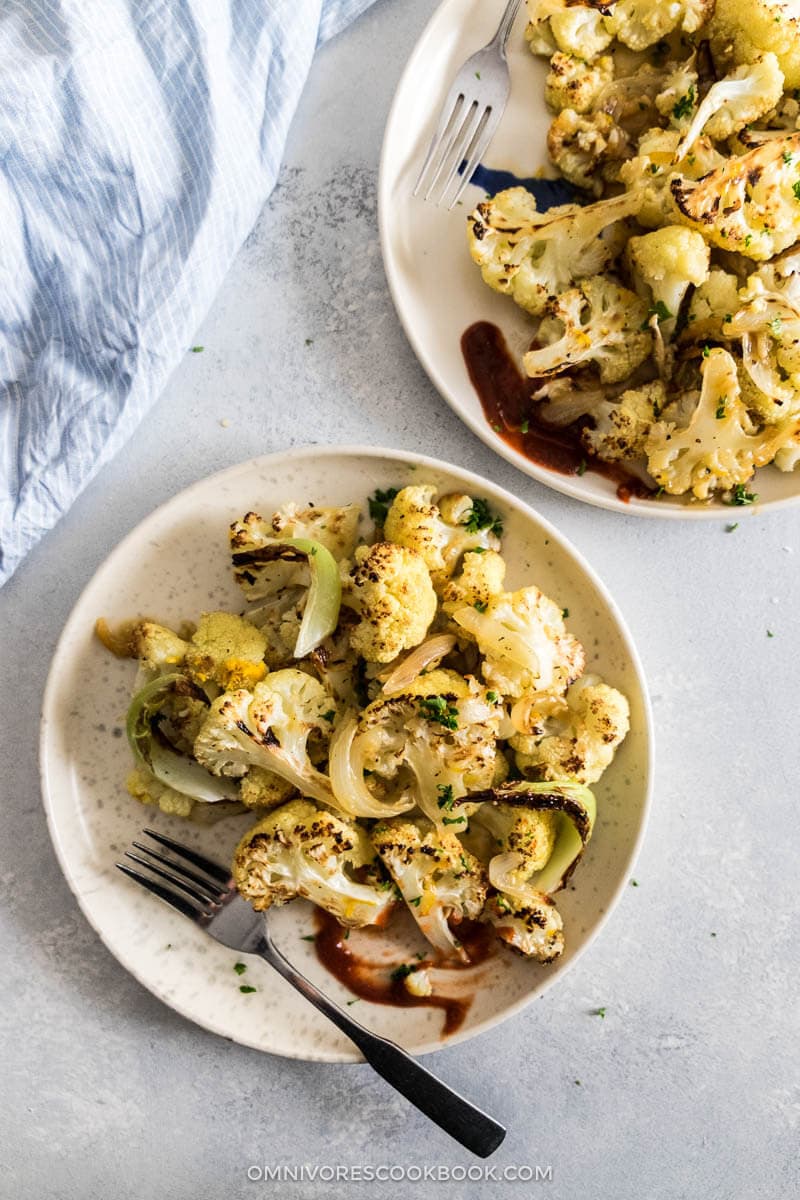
xmin=314 ymin=909 xmax=494 ymax=1035
xmin=461 ymin=321 xmax=653 ymax=503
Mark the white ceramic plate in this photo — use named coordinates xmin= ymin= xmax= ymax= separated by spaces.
xmin=40 ymin=445 xmax=652 ymax=1062
xmin=379 ymin=0 xmax=800 ymax=518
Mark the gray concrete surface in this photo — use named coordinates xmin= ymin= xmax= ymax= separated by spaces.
xmin=1 ymin=1 xmax=797 ymax=1197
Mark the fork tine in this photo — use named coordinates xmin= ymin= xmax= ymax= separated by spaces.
xmin=132 ymin=841 xmax=228 ymax=900
xmin=427 ymin=101 xmax=482 ymax=204
xmin=445 ymin=110 xmax=497 ymax=210
xmin=142 ymin=827 xmax=231 ymax=884
xmin=413 ymin=92 xmax=464 ymax=197
xmin=124 ymin=851 xmax=219 ymax=907
xmin=116 ymin=861 xmax=205 ymax=920
xmin=423 ymin=98 xmax=478 ymax=202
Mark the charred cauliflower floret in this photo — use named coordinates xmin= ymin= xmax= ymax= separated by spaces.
xmin=452 ymin=585 xmax=585 ymax=701
xmin=512 ymin=676 xmax=630 ymax=784
xmin=184 ymin=612 xmax=267 ymax=690
xmin=675 ymin=54 xmax=784 ymax=154
xmin=604 ymin=0 xmax=713 ymax=50
xmin=239 ymin=766 xmax=297 ymax=810
xmin=619 ymin=127 xmax=727 ymax=229
xmin=523 ymin=277 xmax=652 ymax=385
xmin=346 ymin=541 xmax=437 ymax=663
xmin=544 ymin=51 xmax=614 ymax=113
xmin=468 ymin=188 xmax=638 ymax=318
xmin=382 ymin=485 xmax=503 ymax=587
xmin=126 ymin=765 xmax=244 ymax=824
xmin=482 ymin=891 xmax=565 ymax=962
xmin=441 ymin=550 xmax=507 ymax=611
xmin=547 ymin=108 xmax=631 ymax=195
xmin=581 ymin=382 xmax=667 ymax=462
xmin=229 ymin=504 xmax=360 ymax=601
xmin=371 ymin=816 xmax=488 ymax=960
xmin=710 ymin=0 xmax=800 ymax=90
xmin=233 ymin=799 xmax=395 ymax=926
xmin=645 ymin=347 xmax=800 ymax=498
xmin=671 ymin=133 xmax=800 ymax=261
xmin=544 ymin=3 xmax=614 ymax=59
xmin=94 ymin=618 xmax=190 ymax=669
xmin=684 ymin=269 xmax=742 ymax=342
xmin=193 ymin=669 xmax=336 ymax=806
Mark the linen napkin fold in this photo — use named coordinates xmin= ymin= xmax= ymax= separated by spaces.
xmin=0 ymin=0 xmax=377 ymax=585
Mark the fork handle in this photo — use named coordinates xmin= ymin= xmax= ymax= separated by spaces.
xmin=489 ymin=0 xmax=525 ymax=54
xmin=255 ymin=937 xmax=506 ymax=1158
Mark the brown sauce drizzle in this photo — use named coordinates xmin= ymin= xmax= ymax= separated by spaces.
xmin=461 ymin=321 xmax=654 ymax=503
xmin=314 ymin=909 xmax=495 ymax=1036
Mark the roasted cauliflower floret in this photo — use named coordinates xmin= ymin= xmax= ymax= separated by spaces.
xmin=676 ymin=54 xmax=784 ymax=154
xmin=335 ymin=677 xmax=504 ymax=828
xmin=547 ymin=108 xmax=630 ymax=194
xmin=727 ymin=261 xmax=800 ymax=414
xmin=581 ymin=382 xmax=667 ymax=462
xmin=229 ymin=503 xmax=358 ymax=605
xmin=371 ymin=817 xmax=488 ymax=960
xmin=684 ymin=269 xmax=742 ymax=341
xmin=184 ymin=611 xmax=267 ymax=690
xmin=345 ymin=541 xmax=437 ymax=663
xmin=239 ymin=766 xmax=297 ymax=810
xmin=468 ymin=188 xmax=639 ymax=317
xmin=126 ymin=765 xmax=244 ymax=824
xmin=193 ymin=669 xmax=336 ymax=806
xmin=710 ymin=0 xmax=800 ymax=90
xmin=482 ymin=891 xmax=565 ymax=962
xmin=671 ymin=133 xmax=800 ymax=261
xmin=619 ymin=127 xmax=727 ymax=228
xmin=546 ymin=5 xmax=614 ymax=58
xmin=451 ymin=586 xmax=585 ymax=701
xmin=604 ymin=0 xmax=713 ymax=50
xmin=233 ymin=800 xmax=395 ymax=926
xmin=441 ymin=550 xmax=507 ymax=611
xmin=476 ymin=803 xmax=558 ymax=872
xmin=94 ymin=618 xmax=190 ymax=669
xmin=544 ymin=51 xmax=614 ymax=113
xmin=523 ymin=277 xmax=652 ymax=384
xmin=382 ymin=485 xmax=502 ymax=586
xmin=645 ymin=347 xmax=800 ymax=498
xmin=512 ymin=676 xmax=630 ymax=784
xmin=627 ymin=226 xmax=710 ymax=338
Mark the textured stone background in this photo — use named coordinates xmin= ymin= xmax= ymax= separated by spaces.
xmin=1 ymin=1 xmax=797 ymax=1197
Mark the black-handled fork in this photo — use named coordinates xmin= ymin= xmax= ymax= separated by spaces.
xmin=117 ymin=828 xmax=507 ymax=1158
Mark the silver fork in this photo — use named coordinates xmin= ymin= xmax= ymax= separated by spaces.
xmin=117 ymin=829 xmax=506 ymax=1158
xmin=413 ymin=0 xmax=524 ymax=208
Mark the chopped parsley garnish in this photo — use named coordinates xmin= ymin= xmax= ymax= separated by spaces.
xmin=702 ymin=345 xmax=711 ymax=358
xmin=418 ymin=695 xmax=459 ymax=729
xmin=190 ymin=345 xmax=204 ymax=353
xmin=654 ymin=485 xmax=665 ymax=497
xmin=641 ymin=300 xmax=672 ymax=329
xmin=715 ymin=398 xmax=727 ymax=420
xmin=475 ymin=71 xmax=481 ymax=79
xmin=562 ymin=607 xmax=569 ymax=619
xmin=322 ymin=709 xmax=336 ymax=722
xmin=368 ymin=486 xmax=399 ymax=524
xmin=233 ymin=962 xmax=247 ymax=975
xmin=649 ymin=163 xmax=660 ymax=175
xmin=793 ymin=179 xmax=800 ymax=202
xmin=520 ymin=419 xmax=530 ymax=435
xmin=390 ymin=963 xmax=416 ymax=981
xmin=437 ymin=783 xmax=455 ymax=810
xmin=744 ymin=235 xmax=752 ymax=248
xmin=495 ymin=895 xmax=512 ymax=912
xmin=239 ymin=985 xmax=257 ymax=994
xmin=770 ymin=316 xmax=783 ymax=337
xmin=672 ymin=85 xmax=695 ymax=120
xmin=474 ymin=600 xmax=488 ymax=612
xmin=346 ymin=998 xmax=360 ymax=1005
xmin=465 ymin=497 xmax=503 ymax=536
xmin=726 ymin=522 xmax=738 ymax=532
xmin=304 ymin=337 xmax=314 ymax=346
xmin=727 ymin=483 xmax=758 ymax=506
xmin=767 ymin=630 xmax=774 ymax=638
xmin=593 ymin=1006 xmax=607 ymax=1019
xmin=577 ymin=459 xmax=587 ymax=477
xmin=459 ymin=854 xmax=470 ymax=871
xmin=630 ymin=879 xmax=639 ymax=887
xmin=442 ymin=816 xmax=464 ymax=826
xmin=486 ymin=690 xmax=498 ymax=703
xmin=408 ymin=896 xmax=422 ymax=907
xmin=300 ymin=934 xmax=317 ymax=941
xmin=784 ymin=151 xmax=794 ymax=165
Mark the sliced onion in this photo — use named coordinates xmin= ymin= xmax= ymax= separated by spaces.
xmin=379 ymin=635 xmax=456 ymax=695
xmin=488 ymin=851 xmax=532 ymax=903
xmin=230 ymin=537 xmax=341 ymax=658
xmin=329 ymin=713 xmax=414 ymax=819
xmin=472 ymin=781 xmax=596 ymax=895
xmin=126 ymin=673 xmax=239 ymax=803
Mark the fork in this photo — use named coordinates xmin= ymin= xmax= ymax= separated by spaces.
xmin=413 ymin=0 xmax=524 ymax=208
xmin=117 ymin=828 xmax=506 ymax=1158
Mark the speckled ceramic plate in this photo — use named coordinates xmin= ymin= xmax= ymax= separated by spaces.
xmin=40 ymin=445 xmax=653 ymax=1062
xmin=379 ymin=0 xmax=800 ymax=518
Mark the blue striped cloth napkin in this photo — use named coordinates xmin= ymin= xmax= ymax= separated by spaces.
xmin=0 ymin=0 xmax=377 ymax=585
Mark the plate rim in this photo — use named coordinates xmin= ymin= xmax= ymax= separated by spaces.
xmin=377 ymin=0 xmax=800 ymax=521
xmin=39 ymin=442 xmax=655 ymax=1061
